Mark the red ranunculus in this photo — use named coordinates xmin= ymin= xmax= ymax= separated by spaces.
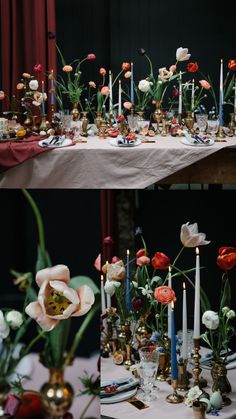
xmin=187 ymin=62 xmax=199 ymax=73
xmin=154 ymin=286 xmax=175 ymax=305
xmin=14 ymin=392 xmax=45 ymax=419
xmin=87 ymin=53 xmax=96 ymax=61
xmin=228 ymin=60 xmax=236 ymax=71
xmin=217 ymin=246 xmax=236 ymax=270
xmin=152 ymin=252 xmax=170 ymax=270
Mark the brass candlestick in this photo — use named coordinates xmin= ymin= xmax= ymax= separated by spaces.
xmin=166 ymin=379 xmax=184 ymax=404
xmin=124 ymin=343 xmax=133 ymax=370
xmin=177 ymin=359 xmax=190 ymax=391
xmin=215 ymin=126 xmax=226 ymax=141
xmin=178 ymin=113 xmax=182 ymax=125
xmin=191 ymin=338 xmax=209 ymax=397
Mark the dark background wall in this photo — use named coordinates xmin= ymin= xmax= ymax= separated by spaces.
xmin=0 ymin=189 xmax=101 ymax=356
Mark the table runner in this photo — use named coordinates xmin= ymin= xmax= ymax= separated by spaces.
xmin=0 ymin=136 xmax=236 ymax=188
xmin=0 ymin=135 xmax=52 ymax=173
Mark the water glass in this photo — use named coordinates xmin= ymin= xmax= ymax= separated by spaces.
xmin=177 ymin=329 xmax=194 ymax=359
xmin=138 ymin=346 xmax=159 ymax=402
xmin=196 ymin=114 xmax=208 ymax=134
xmin=138 ymin=120 xmax=149 ymax=141
xmin=127 ymin=115 xmax=139 ymax=132
xmin=207 ymin=119 xmax=219 ymax=138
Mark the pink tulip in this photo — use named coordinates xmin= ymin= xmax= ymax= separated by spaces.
xmin=99 ymin=67 xmax=107 ymax=76
xmin=94 ymin=253 xmax=101 ymax=271
xmin=199 ymin=80 xmax=211 ymax=90
xmin=101 ymin=86 xmax=110 ymax=96
xmin=123 ymin=101 xmax=133 ymax=110
xmin=103 ymin=236 xmax=114 ymax=244
xmin=137 ymin=256 xmax=150 ymax=266
xmin=25 ymin=265 xmax=95 ymax=331
xmin=169 ymin=64 xmax=177 ymax=72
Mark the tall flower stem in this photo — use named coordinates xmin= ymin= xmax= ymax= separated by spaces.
xmin=171 ymin=245 xmax=185 ymax=268
xmin=22 ymin=189 xmax=46 ymax=256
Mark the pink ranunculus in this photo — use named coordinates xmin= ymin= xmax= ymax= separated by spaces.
xmin=94 ymin=253 xmax=101 ymax=271
xmin=25 ymin=265 xmax=95 ymax=332
xmin=123 ymin=101 xmax=133 ymax=110
xmin=34 ymin=63 xmax=43 ymax=73
xmin=199 ymin=80 xmax=211 ymax=90
xmin=0 ymin=90 xmax=5 ymax=100
xmin=169 ymin=64 xmax=177 ymax=72
xmin=137 ymin=255 xmax=150 ymax=266
xmin=63 ymin=65 xmax=73 ymax=73
xmin=87 ymin=53 xmax=96 ymax=61
xmin=101 ymin=86 xmax=110 ymax=96
xmin=154 ymin=286 xmax=176 ymax=305
xmin=99 ymin=67 xmax=106 ymax=76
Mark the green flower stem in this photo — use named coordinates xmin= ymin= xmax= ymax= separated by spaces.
xmin=22 ymin=190 xmax=46 ymax=256
xmin=144 ymin=54 xmax=154 ymax=78
xmin=65 ymin=300 xmax=100 ymax=366
xmin=171 ymin=246 xmax=185 ymax=268
xmin=79 ymin=394 xmax=97 ymax=419
xmin=22 ymin=330 xmax=45 ymax=356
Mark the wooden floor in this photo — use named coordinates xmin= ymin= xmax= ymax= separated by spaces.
xmin=157 ymin=147 xmax=236 ymax=185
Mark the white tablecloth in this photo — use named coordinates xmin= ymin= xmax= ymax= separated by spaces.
xmin=101 ymin=356 xmax=236 ymax=419
xmin=1 ymin=136 xmax=236 ymax=188
xmin=23 ymin=353 xmax=100 ymax=418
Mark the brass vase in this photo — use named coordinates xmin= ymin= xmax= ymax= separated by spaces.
xmin=152 ymin=101 xmax=163 ymax=133
xmin=94 ymin=112 xmax=103 ymax=129
xmin=211 ymin=360 xmax=231 ymax=396
xmin=81 ymin=112 xmax=89 ymax=136
xmin=135 ymin=316 xmax=150 ymax=345
xmin=31 ymin=115 xmax=38 ymax=133
xmin=71 ymin=102 xmax=80 ymax=121
xmin=185 ymin=111 xmax=195 ymax=132
xmin=23 ymin=114 xmax=32 ymax=135
xmin=228 ymin=112 xmax=236 ymax=136
xmin=192 ymin=403 xmax=206 ymax=419
xmin=41 ymin=368 xmax=74 ymax=419
xmin=39 ymin=115 xmax=49 ymax=132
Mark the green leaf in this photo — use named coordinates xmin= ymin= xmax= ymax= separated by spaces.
xmin=36 ymin=245 xmax=52 ymax=272
xmin=220 ymin=277 xmax=231 ymax=311
xmin=151 ymin=276 xmax=163 ymax=286
xmin=70 ymin=276 xmax=100 ymax=295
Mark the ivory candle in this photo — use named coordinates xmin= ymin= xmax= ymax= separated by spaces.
xmin=126 ymin=249 xmax=131 ymax=311
xmin=41 ymin=81 xmax=45 ymax=115
xmin=101 ymin=275 xmax=106 ymax=312
xmin=118 ymin=80 xmax=122 ymax=115
xmin=106 ymin=260 xmax=111 ymax=308
xmin=171 ymin=301 xmax=178 ymax=380
xmin=182 ymin=282 xmax=188 ymax=359
xmin=178 ymin=71 xmax=182 ymax=114
xmin=109 ymin=70 xmax=113 ymax=113
xmin=191 ymin=79 xmax=195 ymax=114
xmin=130 ymin=62 xmax=134 ymax=104
xmin=168 ymin=266 xmax=172 ymax=339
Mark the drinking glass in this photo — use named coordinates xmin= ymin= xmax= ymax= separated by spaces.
xmin=62 ymin=114 xmax=72 ymax=137
xmin=177 ymin=329 xmax=194 ymax=360
xmin=127 ymin=115 xmax=139 ymax=132
xmin=138 ymin=120 xmax=149 ymax=142
xmin=207 ymin=119 xmax=219 ymax=138
xmin=196 ymin=114 xmax=208 ymax=134
xmin=138 ymin=346 xmax=159 ymax=402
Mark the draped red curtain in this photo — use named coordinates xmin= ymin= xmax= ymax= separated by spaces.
xmin=100 ymin=191 xmax=116 ymax=265
xmin=0 ymin=0 xmax=57 ymax=110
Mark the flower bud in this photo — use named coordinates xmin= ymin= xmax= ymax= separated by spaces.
xmin=6 ymin=310 xmax=23 ymax=330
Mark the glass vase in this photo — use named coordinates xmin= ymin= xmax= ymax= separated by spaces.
xmin=40 ymin=368 xmax=74 ymax=419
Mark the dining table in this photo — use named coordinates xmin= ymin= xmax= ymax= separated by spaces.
xmin=101 ymin=355 xmax=236 ymax=419
xmin=1 ymin=135 xmax=236 ymax=188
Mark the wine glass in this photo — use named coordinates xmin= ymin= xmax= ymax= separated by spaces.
xmin=138 ymin=346 xmax=159 ymax=402
xmin=138 ymin=120 xmax=149 ymax=142
xmin=196 ymin=114 xmax=208 ymax=135
xmin=62 ymin=114 xmax=72 ymax=138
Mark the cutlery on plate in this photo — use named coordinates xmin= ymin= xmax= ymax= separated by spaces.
xmin=101 ymin=379 xmax=130 ymax=390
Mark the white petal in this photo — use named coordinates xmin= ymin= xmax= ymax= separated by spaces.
xmin=36 ymin=265 xmax=70 ymax=287
xmin=72 ymin=285 xmax=95 ymax=317
xmin=25 ymin=301 xmax=59 ymax=331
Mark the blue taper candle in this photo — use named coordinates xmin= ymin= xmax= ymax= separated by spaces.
xmin=171 ymin=301 xmax=178 ymax=380
xmin=126 ymin=249 xmax=131 ymax=311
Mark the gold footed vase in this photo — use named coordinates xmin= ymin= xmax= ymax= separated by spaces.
xmin=71 ymin=102 xmax=80 ymax=121
xmin=94 ymin=112 xmax=103 ymax=129
xmin=81 ymin=112 xmax=89 ymax=136
xmin=41 ymin=368 xmax=74 ymax=419
xmin=152 ymin=100 xmax=163 ymax=133
xmin=211 ymin=360 xmax=231 ymax=404
xmin=228 ymin=112 xmax=236 ymax=136
xmin=185 ymin=111 xmax=195 ymax=132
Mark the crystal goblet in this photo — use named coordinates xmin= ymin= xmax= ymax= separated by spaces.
xmin=138 ymin=346 xmax=159 ymax=402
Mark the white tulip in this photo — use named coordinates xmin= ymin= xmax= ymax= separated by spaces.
xmin=180 ymin=222 xmax=210 ymax=247
xmin=6 ymin=310 xmax=23 ymax=330
xmin=0 ymin=310 xmax=10 ymax=342
xmin=176 ymin=47 xmax=191 ymax=62
xmin=202 ymin=310 xmax=219 ymax=330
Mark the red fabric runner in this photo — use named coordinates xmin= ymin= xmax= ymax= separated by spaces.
xmin=0 ymin=135 xmax=52 ymax=173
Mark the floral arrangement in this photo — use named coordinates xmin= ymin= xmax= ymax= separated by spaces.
xmin=201 ymin=246 xmax=236 ymax=361
xmin=16 ymin=66 xmax=47 ymax=116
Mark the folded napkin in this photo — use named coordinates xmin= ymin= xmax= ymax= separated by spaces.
xmin=0 ymin=135 xmax=53 ymax=174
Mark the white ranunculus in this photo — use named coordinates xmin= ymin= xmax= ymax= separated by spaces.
xmin=138 ymin=79 xmax=152 ymax=93
xmin=0 ymin=310 xmax=10 ymax=342
xmin=104 ymin=280 xmax=121 ymax=296
xmin=176 ymin=47 xmax=191 ymax=62
xmin=226 ymin=309 xmax=236 ymax=319
xmin=29 ymin=79 xmax=39 ymax=91
xmin=6 ymin=310 xmax=23 ymax=330
xmin=158 ymin=67 xmax=173 ymax=81
xmin=202 ymin=310 xmax=219 ymax=330
xmin=180 ymin=222 xmax=210 ymax=247
xmin=187 ymin=385 xmax=202 ymax=401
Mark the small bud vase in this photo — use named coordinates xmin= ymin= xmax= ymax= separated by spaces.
xmin=211 ymin=360 xmax=231 ymax=396
xmin=185 ymin=111 xmax=195 ymax=132
xmin=192 ymin=403 xmax=206 ymax=419
xmin=152 ymin=101 xmax=163 ymax=133
xmin=71 ymin=102 xmax=80 ymax=121
xmin=41 ymin=368 xmax=74 ymax=418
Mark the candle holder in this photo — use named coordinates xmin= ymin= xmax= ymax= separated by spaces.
xmin=177 ymin=359 xmax=190 ymax=391
xmin=166 ymin=379 xmax=184 ymax=404
xmin=215 ymin=126 xmax=226 ymax=141
xmin=191 ymin=338 xmax=209 ymax=397
xmin=124 ymin=344 xmax=133 ymax=370
xmin=39 ymin=114 xmax=49 ymax=132
xmin=178 ymin=113 xmax=182 ymax=125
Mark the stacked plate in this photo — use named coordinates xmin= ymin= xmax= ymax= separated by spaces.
xmin=101 ymin=377 xmax=139 ymax=404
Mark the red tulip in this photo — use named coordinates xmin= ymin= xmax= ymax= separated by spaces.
xmin=117 ymin=114 xmax=125 ymax=123
xmin=217 ymin=246 xmax=236 ymax=270
xmin=87 ymin=53 xmax=96 ymax=61
xmin=228 ymin=60 xmax=236 ymax=71
xmin=154 ymin=286 xmax=175 ymax=305
xmin=187 ymin=62 xmax=199 ymax=73
xmin=136 ymin=248 xmax=146 ymax=258
xmin=14 ymin=392 xmax=44 ymax=419
xmin=122 ymin=62 xmax=131 ymax=71
xmin=152 ymin=252 xmax=170 ymax=270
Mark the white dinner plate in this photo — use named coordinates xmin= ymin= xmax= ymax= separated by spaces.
xmin=101 ymin=387 xmax=137 ymax=404
xmin=109 ymin=138 xmax=141 ymax=147
xmin=180 ymin=137 xmax=214 ymax=147
xmin=38 ymin=138 xmax=72 ymax=148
